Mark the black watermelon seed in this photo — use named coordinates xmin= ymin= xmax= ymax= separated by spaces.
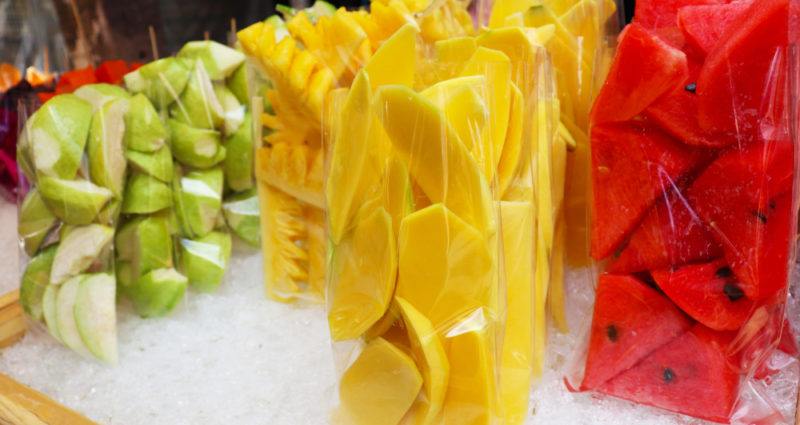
xmin=715 ymin=266 xmax=733 ymax=279
xmin=606 ymin=325 xmax=619 ymax=342
xmin=663 ymin=368 xmax=675 ymax=383
xmin=752 ymin=210 xmax=768 ymax=224
xmin=769 ymin=200 xmax=777 ymax=210
xmin=685 ymin=82 xmax=697 ymax=93
xmin=724 ymin=283 xmax=745 ymax=302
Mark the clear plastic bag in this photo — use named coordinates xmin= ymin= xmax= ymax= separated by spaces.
xmin=567 ymin=0 xmax=800 ymax=423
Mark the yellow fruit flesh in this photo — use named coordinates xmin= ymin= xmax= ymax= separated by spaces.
xmin=496 ymin=83 xmax=524 ymax=197
xmin=396 ymin=297 xmax=449 ymax=425
xmin=363 ymin=23 xmax=418 ymax=89
xmin=328 ymin=206 xmax=397 ymax=341
xmin=339 ymin=338 xmax=423 ymax=425
xmin=258 ymin=183 xmax=307 ymax=302
xmin=421 ymin=76 xmax=489 ymax=158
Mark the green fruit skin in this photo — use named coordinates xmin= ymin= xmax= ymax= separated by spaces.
xmin=124 ymin=94 xmax=167 ymax=153
xmin=74 ymin=272 xmax=118 ymax=364
xmin=169 ymin=61 xmax=224 ymax=130
xmin=50 ymin=224 xmax=114 ymax=285
xmin=129 ymin=268 xmax=187 ymax=318
xmin=87 ymin=98 xmax=129 ymax=197
xmin=74 ymin=83 xmax=131 ymax=111
xmin=124 ymin=57 xmax=193 ymax=110
xmin=227 ymin=64 xmax=250 ymax=105
xmin=215 ymin=84 xmax=245 ymax=136
xmin=55 ymin=275 xmax=93 ymax=358
xmin=28 ymin=94 xmax=93 ymax=180
xmin=168 ymin=119 xmax=226 ymax=169
xmin=177 ymin=40 xmax=246 ymax=81
xmin=17 ymin=129 xmax=37 ymax=184
xmin=223 ymin=189 xmax=260 ymax=247
xmin=42 ymin=284 xmax=61 ymax=341
xmin=121 ymin=173 xmax=173 ymax=214
xmin=173 ymin=167 xmax=224 ymax=238
xmin=19 ymin=189 xmax=57 ymax=256
xmin=115 ymin=215 xmax=173 ymax=281
xmin=125 ymin=146 xmax=174 ymax=183
xmin=223 ymin=112 xmax=254 ymax=192
xmin=179 ymin=231 xmax=232 ymax=292
xmin=20 ymin=246 xmax=58 ymax=321
xmin=38 ymin=177 xmax=113 ymax=225
xmin=96 ymin=199 xmax=122 ymax=225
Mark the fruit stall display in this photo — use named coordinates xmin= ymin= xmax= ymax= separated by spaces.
xmin=15 ymin=40 xmax=257 ymax=362
xmin=570 ymin=0 xmax=799 ymax=423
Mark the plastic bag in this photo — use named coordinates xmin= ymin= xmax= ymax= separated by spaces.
xmin=567 ymin=0 xmax=800 ymax=423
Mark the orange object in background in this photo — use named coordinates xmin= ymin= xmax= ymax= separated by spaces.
xmin=0 ymin=64 xmax=21 ymax=93
xmin=25 ymin=66 xmax=54 ymax=87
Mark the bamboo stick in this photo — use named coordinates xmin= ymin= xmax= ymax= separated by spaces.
xmin=0 ymin=291 xmax=25 ymax=348
xmin=0 ymin=373 xmax=96 ymax=424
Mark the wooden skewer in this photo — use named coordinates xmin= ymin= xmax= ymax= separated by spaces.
xmin=0 ymin=291 xmax=25 ymax=349
xmin=0 ymin=373 xmax=97 ymax=424
xmin=148 ymin=25 xmax=159 ymax=61
xmin=229 ymin=18 xmax=238 ymax=47
xmin=42 ymin=47 xmax=50 ymax=75
xmin=204 ymin=31 xmax=210 ymax=41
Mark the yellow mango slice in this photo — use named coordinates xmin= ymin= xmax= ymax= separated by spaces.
xmin=488 ymin=0 xmax=538 ymax=28
xmin=382 ymin=155 xmax=415 ymax=239
xmin=328 ymin=206 xmax=397 ymax=341
xmin=549 ymin=211 xmax=568 ymax=333
xmin=376 ymin=85 xmax=494 ymax=234
xmin=396 ymin=297 xmax=449 ymax=425
xmin=397 ymin=204 xmax=493 ymax=331
xmin=434 ymin=37 xmax=477 ymax=80
xmin=442 ymin=308 xmax=498 ymax=425
xmin=326 ymin=71 xmax=373 ymax=244
xmin=496 ymin=83 xmax=524 ymax=197
xmin=476 ymin=27 xmax=541 ymax=96
xmin=421 ymin=76 xmax=489 ymax=156
xmin=339 ymin=338 xmax=423 ymax=425
xmin=460 ymin=47 xmax=511 ymax=180
xmin=363 ymin=23 xmax=419 ymax=89
xmin=498 ymin=201 xmax=534 ymax=425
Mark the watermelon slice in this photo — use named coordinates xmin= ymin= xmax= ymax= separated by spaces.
xmin=696 ymin=0 xmax=790 ymax=134
xmin=580 ymin=274 xmax=691 ymax=390
xmin=652 ymin=260 xmax=755 ymax=331
xmin=591 ymin=122 xmax=709 ymax=260
xmin=688 ymin=141 xmax=794 ymax=300
xmin=599 ymin=325 xmax=740 ymax=424
xmin=634 ymin=0 xmax=726 ymax=45
xmin=677 ymin=1 xmax=754 ymax=57
xmin=590 ymin=23 xmax=689 ymax=124
xmin=610 ymin=189 xmax=722 ymax=273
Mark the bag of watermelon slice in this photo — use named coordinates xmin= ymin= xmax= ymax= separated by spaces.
xmin=566 ymin=0 xmax=800 ymax=423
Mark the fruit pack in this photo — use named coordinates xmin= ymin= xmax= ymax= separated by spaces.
xmin=15 ymin=40 xmax=257 ymax=363
xmin=570 ymin=0 xmax=799 ymax=423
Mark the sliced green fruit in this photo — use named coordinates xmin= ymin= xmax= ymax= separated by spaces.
xmin=168 ymin=119 xmax=226 ymax=169
xmin=96 ymin=199 xmax=121 ymax=225
xmin=227 ymin=64 xmax=249 ymax=104
xmin=56 ymin=275 xmax=93 ymax=358
xmin=222 ymin=189 xmax=260 ymax=247
xmin=121 ymin=173 xmax=173 ymax=214
xmin=115 ymin=215 xmax=173 ymax=280
xmin=38 ymin=177 xmax=113 ymax=225
xmin=50 ymin=224 xmax=114 ymax=285
xmin=116 ymin=260 xmax=134 ymax=294
xmin=42 ymin=284 xmax=61 ymax=342
xmin=173 ymin=166 xmax=224 ymax=238
xmin=177 ymin=40 xmax=246 ymax=81
xmin=124 ymin=57 xmax=193 ymax=109
xmin=328 ymin=206 xmax=396 ymax=341
xmin=178 ymin=231 xmax=232 ymax=292
xmin=20 ymin=246 xmax=57 ymax=321
xmin=214 ymin=84 xmax=246 ymax=135
xmin=87 ymin=98 xmax=129 ymax=197
xmin=75 ymin=273 xmax=117 ymax=364
xmin=73 ymin=83 xmax=131 ymax=111
xmin=18 ymin=189 xmax=57 ymax=256
xmin=27 ymin=94 xmax=92 ymax=179
xmin=223 ymin=112 xmax=254 ymax=191
xmin=129 ymin=268 xmax=188 ymax=318
xmin=125 ymin=146 xmax=173 ymax=183
xmin=124 ymin=93 xmax=167 ymax=153
xmin=340 ymin=338 xmax=423 ymax=425
xmin=169 ymin=61 xmax=224 ymax=130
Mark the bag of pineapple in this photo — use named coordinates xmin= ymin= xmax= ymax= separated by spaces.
xmin=17 ymin=38 xmax=257 ymax=363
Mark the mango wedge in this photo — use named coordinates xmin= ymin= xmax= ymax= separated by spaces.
xmin=363 ymin=23 xmax=418 ymax=89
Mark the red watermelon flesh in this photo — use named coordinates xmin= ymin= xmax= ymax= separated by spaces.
xmin=688 ymin=141 xmax=795 ymax=300
xmin=598 ymin=325 xmax=740 ymax=424
xmin=610 ymin=190 xmax=723 ymax=274
xmin=590 ymin=23 xmax=689 ymax=125
xmin=580 ymin=274 xmax=692 ymax=390
xmin=652 ymin=260 xmax=755 ymax=331
xmin=591 ymin=122 xmax=710 ymax=260
xmin=634 ymin=0 xmax=726 ymax=47
xmin=696 ymin=0 xmax=790 ymax=134
xmin=677 ymin=1 xmax=754 ymax=57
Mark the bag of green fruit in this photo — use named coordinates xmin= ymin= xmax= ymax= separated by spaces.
xmin=565 ymin=0 xmax=800 ymax=424
xmin=16 ymin=39 xmax=258 ymax=363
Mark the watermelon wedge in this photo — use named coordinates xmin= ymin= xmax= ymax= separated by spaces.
xmin=590 ymin=23 xmax=689 ymax=124
xmin=599 ymin=325 xmax=740 ymax=424
xmin=688 ymin=141 xmax=795 ymax=300
xmin=591 ymin=122 xmax=710 ymax=259
xmin=652 ymin=260 xmax=755 ymax=331
xmin=610 ymin=189 xmax=722 ymax=274
xmin=696 ymin=0 xmax=790 ymax=134
xmin=580 ymin=274 xmax=691 ymax=390
xmin=677 ymin=1 xmax=754 ymax=57
xmin=634 ymin=0 xmax=726 ymax=47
